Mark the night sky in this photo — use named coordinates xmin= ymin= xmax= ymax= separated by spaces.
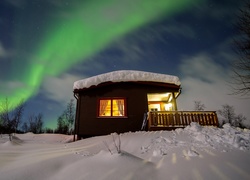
xmin=1 ymin=0 xmax=249 ymax=128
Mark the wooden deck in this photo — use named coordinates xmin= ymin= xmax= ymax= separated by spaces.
xmin=148 ymin=111 xmax=219 ymax=131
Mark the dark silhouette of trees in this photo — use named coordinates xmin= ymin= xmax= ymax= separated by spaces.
xmin=57 ymin=114 xmax=69 ymax=134
xmin=0 ymin=98 xmax=25 ymax=134
xmin=64 ymin=99 xmax=75 ymax=134
xmin=12 ymin=100 xmax=25 ymax=133
xmin=44 ymin=127 xmax=54 ymax=133
xmin=56 ymin=99 xmax=75 ymax=134
xmin=22 ymin=122 xmax=28 ymax=133
xmin=0 ymin=98 xmax=11 ymax=133
xmin=194 ymin=100 xmax=206 ymax=111
xmin=22 ymin=113 xmax=44 ymax=134
xmin=233 ymin=1 xmax=250 ymax=96
xmin=218 ymin=104 xmax=247 ymax=128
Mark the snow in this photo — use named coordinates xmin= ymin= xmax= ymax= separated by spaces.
xmin=1 ymin=123 xmax=250 ymax=180
xmin=73 ymin=70 xmax=181 ymax=90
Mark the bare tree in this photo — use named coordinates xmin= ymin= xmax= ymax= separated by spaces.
xmin=35 ymin=113 xmax=43 ymax=134
xmin=64 ymin=99 xmax=75 ymax=134
xmin=22 ymin=122 xmax=28 ymax=133
xmin=26 ymin=113 xmax=44 ymax=134
xmin=235 ymin=114 xmax=247 ymax=128
xmin=44 ymin=127 xmax=54 ymax=133
xmin=218 ymin=104 xmax=235 ymax=125
xmin=12 ymin=100 xmax=25 ymax=134
xmin=194 ymin=100 xmax=206 ymax=111
xmin=56 ymin=114 xmax=68 ymax=134
xmin=0 ymin=98 xmax=25 ymax=133
xmin=0 ymin=98 xmax=11 ymax=132
xmin=218 ymin=104 xmax=247 ymax=127
xmin=232 ymin=1 xmax=250 ymax=96
xmin=56 ymin=99 xmax=75 ymax=134
xmin=28 ymin=115 xmax=36 ymax=133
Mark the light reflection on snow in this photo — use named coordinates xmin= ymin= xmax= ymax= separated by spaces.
xmin=172 ymin=153 xmax=177 ymax=164
xmin=182 ymin=150 xmax=191 ymax=160
xmin=209 ymin=164 xmax=230 ymax=180
xmin=226 ymin=162 xmax=250 ymax=179
xmin=156 ymin=156 xmax=165 ymax=169
xmin=192 ymin=168 xmax=204 ymax=180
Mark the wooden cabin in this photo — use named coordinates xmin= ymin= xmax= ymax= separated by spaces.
xmin=73 ymin=70 xmax=218 ymax=140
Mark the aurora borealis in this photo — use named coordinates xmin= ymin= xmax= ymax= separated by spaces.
xmin=1 ymin=0 xmax=198 ymax=112
xmin=1 ymin=0 xmax=250 ymax=128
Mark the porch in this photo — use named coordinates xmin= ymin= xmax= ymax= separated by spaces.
xmin=147 ymin=111 xmax=219 ymax=131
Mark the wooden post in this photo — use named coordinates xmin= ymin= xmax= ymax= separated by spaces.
xmin=166 ymin=113 xmax=169 ymax=126
xmin=172 ymin=92 xmax=178 ymax=111
xmin=213 ymin=112 xmax=219 ymax=127
xmin=148 ymin=112 xmax=152 ymax=130
xmin=176 ymin=112 xmax=180 ymax=126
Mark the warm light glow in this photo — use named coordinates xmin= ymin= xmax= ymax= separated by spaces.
xmin=99 ymin=100 xmax=111 ymax=116
xmin=168 ymin=94 xmax=173 ymax=102
xmin=147 ymin=93 xmax=176 ymax=111
xmin=112 ymin=99 xmax=125 ymax=116
xmin=148 ymin=104 xmax=161 ymax=111
xmin=99 ymin=99 xmax=125 ymax=117
xmin=147 ymin=93 xmax=171 ymax=101
xmin=164 ymin=103 xmax=173 ymax=111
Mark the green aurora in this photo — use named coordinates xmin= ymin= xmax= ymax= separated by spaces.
xmin=1 ymin=0 xmax=200 ymax=113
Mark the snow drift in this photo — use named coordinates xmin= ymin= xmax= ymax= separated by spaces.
xmin=0 ymin=123 xmax=250 ymax=180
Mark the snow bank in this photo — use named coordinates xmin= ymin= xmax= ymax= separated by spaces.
xmin=73 ymin=70 xmax=181 ymax=90
xmin=136 ymin=123 xmax=249 ymax=161
xmin=1 ymin=124 xmax=250 ymax=180
xmin=184 ymin=123 xmax=250 ymax=151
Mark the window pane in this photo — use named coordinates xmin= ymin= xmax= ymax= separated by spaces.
xmin=112 ymin=99 xmax=125 ymax=116
xmin=99 ymin=100 xmax=111 ymax=116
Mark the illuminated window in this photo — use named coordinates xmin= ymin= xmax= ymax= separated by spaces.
xmin=98 ymin=98 xmax=126 ymax=117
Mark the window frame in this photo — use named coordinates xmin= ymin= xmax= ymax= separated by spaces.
xmin=97 ymin=97 xmax=127 ymax=118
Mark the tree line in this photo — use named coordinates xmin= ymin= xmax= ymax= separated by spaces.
xmin=0 ymin=98 xmax=76 ymax=135
xmin=55 ymin=99 xmax=75 ymax=134
xmin=194 ymin=100 xmax=248 ymax=128
xmin=0 ymin=98 xmax=45 ymax=134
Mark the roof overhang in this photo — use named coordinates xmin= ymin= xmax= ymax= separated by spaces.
xmin=73 ymin=70 xmax=181 ymax=92
xmin=73 ymin=80 xmax=181 ymax=93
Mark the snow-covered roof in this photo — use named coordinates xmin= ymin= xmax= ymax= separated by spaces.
xmin=73 ymin=70 xmax=181 ymax=90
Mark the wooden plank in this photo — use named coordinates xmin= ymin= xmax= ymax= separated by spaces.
xmin=148 ymin=111 xmax=219 ymax=130
xmin=206 ymin=113 xmax=211 ymax=125
xmin=211 ymin=113 xmax=215 ymax=125
xmin=148 ymin=112 xmax=152 ymax=129
xmin=176 ymin=113 xmax=180 ymax=126
xmin=187 ymin=113 xmax=191 ymax=124
xmin=170 ymin=113 xmax=174 ymax=126
xmin=180 ymin=113 xmax=185 ymax=126
xmin=192 ymin=113 xmax=197 ymax=123
xmin=199 ymin=114 xmax=203 ymax=125
xmin=203 ymin=114 xmax=207 ymax=125
xmin=163 ymin=114 xmax=167 ymax=126
xmin=166 ymin=114 xmax=169 ymax=126
xmin=159 ymin=114 xmax=163 ymax=125
xmin=153 ymin=113 xmax=157 ymax=126
xmin=213 ymin=112 xmax=219 ymax=126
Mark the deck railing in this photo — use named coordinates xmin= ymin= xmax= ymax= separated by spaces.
xmin=148 ymin=111 xmax=218 ymax=130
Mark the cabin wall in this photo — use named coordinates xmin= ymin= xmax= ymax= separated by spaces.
xmin=76 ymin=82 xmax=179 ymax=138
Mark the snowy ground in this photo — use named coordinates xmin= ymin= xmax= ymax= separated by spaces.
xmin=0 ymin=123 xmax=250 ymax=180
